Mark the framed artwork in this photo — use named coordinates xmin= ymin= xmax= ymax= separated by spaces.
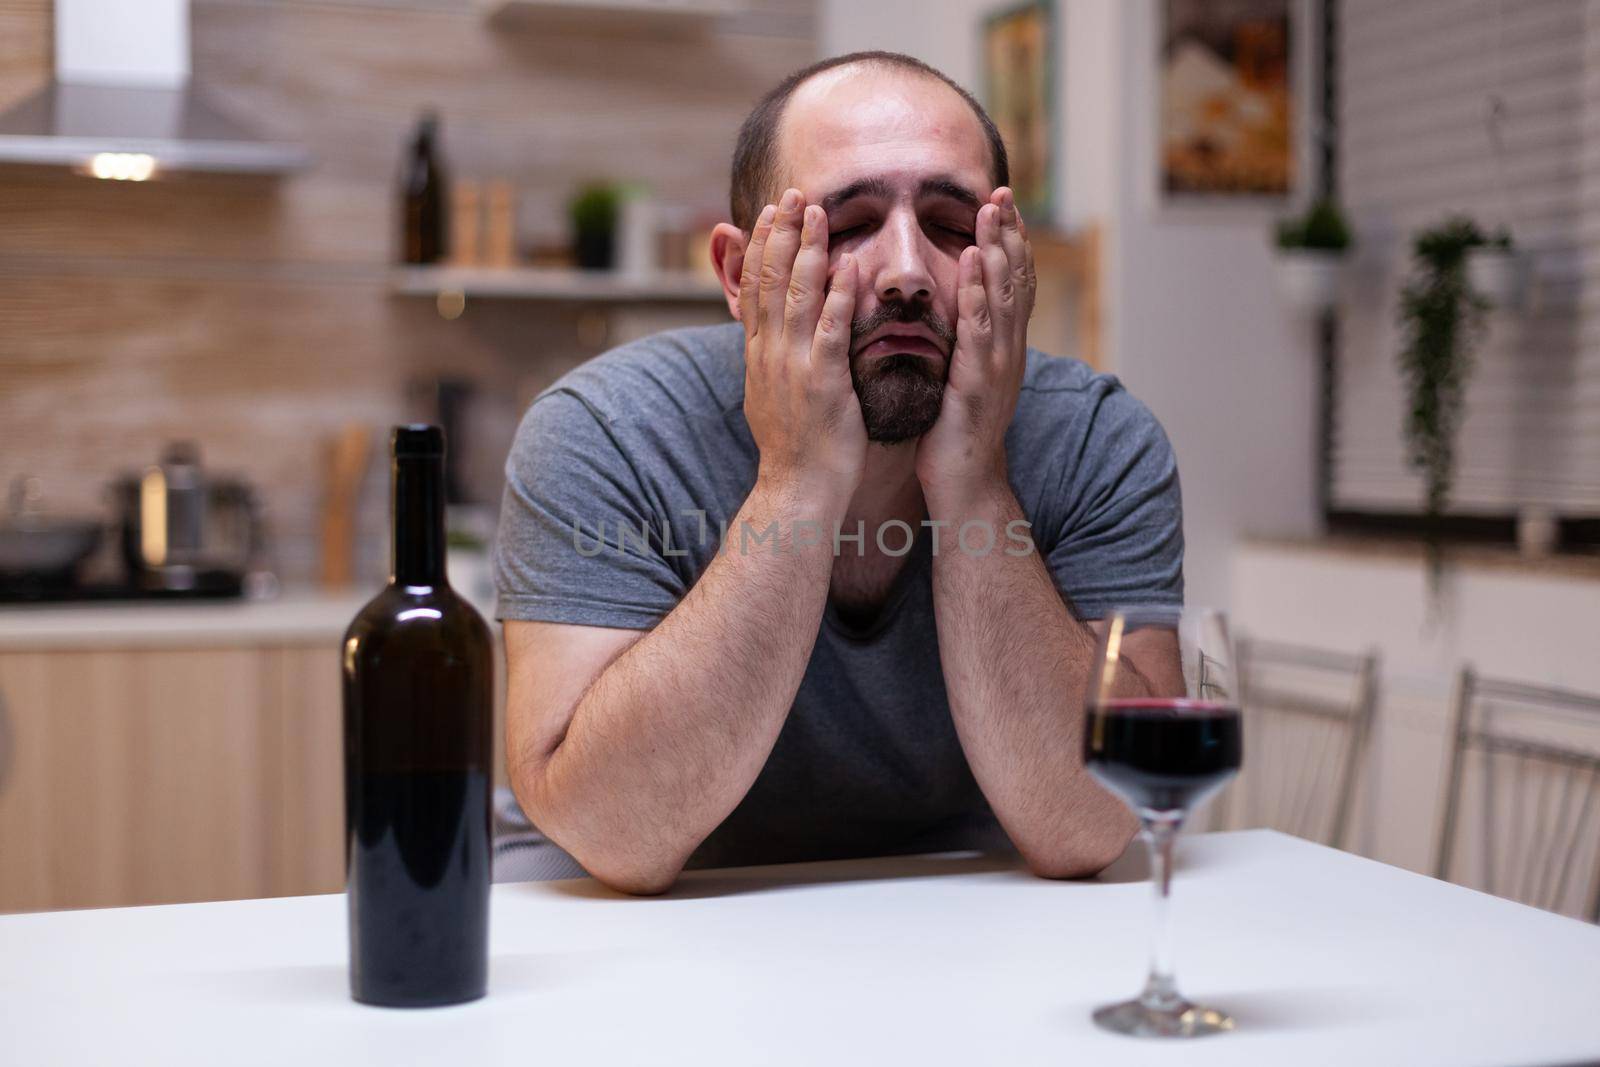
xmin=983 ymin=0 xmax=1055 ymax=224
xmin=1160 ymin=0 xmax=1297 ymax=202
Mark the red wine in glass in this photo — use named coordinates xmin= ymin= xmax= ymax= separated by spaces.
xmin=1084 ymin=608 xmax=1241 ymax=1038
xmin=1085 ymin=698 xmax=1242 ymax=816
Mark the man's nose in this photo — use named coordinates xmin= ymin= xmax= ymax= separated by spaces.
xmin=871 ymin=214 xmax=934 ymax=306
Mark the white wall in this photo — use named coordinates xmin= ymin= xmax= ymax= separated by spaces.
xmin=820 ymin=0 xmax=1321 ymax=610
xmin=1104 ymin=0 xmax=1320 ymax=609
xmin=818 ymin=0 xmax=987 ymax=89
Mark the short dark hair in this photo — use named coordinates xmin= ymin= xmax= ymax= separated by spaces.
xmin=728 ymin=51 xmax=1010 ymax=232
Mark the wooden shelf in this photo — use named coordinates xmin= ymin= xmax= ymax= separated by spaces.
xmin=389 ymin=266 xmax=727 ymax=304
xmin=478 ymin=0 xmax=747 ymax=29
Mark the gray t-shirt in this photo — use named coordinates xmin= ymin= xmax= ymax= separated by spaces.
xmin=494 ymin=322 xmax=1183 ymax=869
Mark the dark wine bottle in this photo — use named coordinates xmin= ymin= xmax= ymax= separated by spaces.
xmin=342 ymin=424 xmax=492 ymax=1007
xmin=400 ymin=112 xmax=449 ymax=264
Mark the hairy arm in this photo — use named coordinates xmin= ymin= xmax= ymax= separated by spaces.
xmin=926 ymin=482 xmax=1181 ymax=879
xmin=507 ymin=482 xmax=845 ymax=895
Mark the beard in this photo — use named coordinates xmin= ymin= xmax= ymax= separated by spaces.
xmin=849 ymin=302 xmax=955 ymax=443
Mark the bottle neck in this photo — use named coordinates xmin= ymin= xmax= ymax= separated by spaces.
xmin=391 ymin=454 xmax=447 ymax=588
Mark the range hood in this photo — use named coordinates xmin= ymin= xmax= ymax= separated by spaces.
xmin=0 ymin=0 xmax=309 ymax=177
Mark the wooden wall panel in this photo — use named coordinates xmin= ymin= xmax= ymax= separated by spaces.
xmin=0 ymin=170 xmax=384 ymax=264
xmin=0 ymin=0 xmax=49 ymax=111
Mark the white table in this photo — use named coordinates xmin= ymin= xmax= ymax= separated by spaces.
xmin=2 ymin=831 xmax=1596 ymax=1066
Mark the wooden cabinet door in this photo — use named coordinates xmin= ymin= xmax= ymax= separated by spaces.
xmin=259 ymin=645 xmax=347 ymax=900
xmin=0 ymin=645 xmax=345 ymax=912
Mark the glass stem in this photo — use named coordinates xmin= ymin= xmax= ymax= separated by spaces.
xmin=1139 ymin=813 xmax=1184 ymax=1012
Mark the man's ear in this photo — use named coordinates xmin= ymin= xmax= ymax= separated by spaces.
xmin=709 ymin=222 xmax=747 ymax=324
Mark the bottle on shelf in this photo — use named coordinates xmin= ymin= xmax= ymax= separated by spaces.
xmin=400 ymin=112 xmax=450 ymax=264
xmin=342 ymin=424 xmax=492 ymax=1007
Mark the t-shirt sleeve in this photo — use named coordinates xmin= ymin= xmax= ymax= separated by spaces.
xmin=1043 ymin=391 xmax=1184 ymax=620
xmin=493 ymin=389 xmax=688 ymax=629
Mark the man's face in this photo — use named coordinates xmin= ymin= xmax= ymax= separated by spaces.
xmin=776 ymin=69 xmax=994 ymax=442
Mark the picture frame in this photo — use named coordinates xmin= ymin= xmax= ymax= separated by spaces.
xmin=982 ymin=0 xmax=1056 ymax=225
xmin=1155 ymin=0 xmax=1313 ymax=212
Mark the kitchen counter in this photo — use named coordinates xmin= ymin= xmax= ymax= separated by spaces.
xmin=1244 ymin=534 xmax=1600 ymax=580
xmin=0 ymin=589 xmax=387 ymax=650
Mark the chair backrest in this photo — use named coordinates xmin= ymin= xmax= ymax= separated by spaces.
xmin=1204 ymin=638 xmax=1378 ymax=848
xmin=1434 ymin=668 xmax=1600 ymax=922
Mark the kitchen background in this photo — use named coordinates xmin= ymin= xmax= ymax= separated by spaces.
xmin=1 ymin=0 xmax=812 ymax=584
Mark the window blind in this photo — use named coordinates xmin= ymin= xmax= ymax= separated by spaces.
xmin=1332 ymin=0 xmax=1600 ymax=517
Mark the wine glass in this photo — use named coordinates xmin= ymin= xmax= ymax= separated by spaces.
xmin=1083 ymin=607 xmax=1242 ymax=1038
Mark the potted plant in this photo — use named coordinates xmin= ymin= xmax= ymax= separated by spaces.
xmin=569 ymin=182 xmax=620 ymax=271
xmin=1272 ymin=197 xmax=1352 ymax=312
xmin=1396 ymin=216 xmax=1493 ymax=597
xmin=1464 ymin=227 xmax=1524 ymax=309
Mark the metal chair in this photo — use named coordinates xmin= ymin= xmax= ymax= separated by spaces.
xmin=1203 ymin=638 xmax=1378 ymax=849
xmin=1434 ymin=668 xmax=1600 ymax=922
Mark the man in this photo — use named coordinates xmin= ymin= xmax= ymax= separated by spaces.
xmin=494 ymin=51 xmax=1184 ymax=895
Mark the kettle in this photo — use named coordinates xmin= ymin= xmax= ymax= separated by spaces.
xmin=112 ymin=442 xmax=270 ymax=593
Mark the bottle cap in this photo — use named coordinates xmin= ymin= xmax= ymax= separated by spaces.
xmin=392 ymin=424 xmax=445 ymax=458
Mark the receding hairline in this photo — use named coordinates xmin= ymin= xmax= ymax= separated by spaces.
xmin=769 ymin=62 xmax=992 ymax=193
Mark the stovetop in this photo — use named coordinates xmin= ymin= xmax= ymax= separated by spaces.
xmin=0 ymin=570 xmax=244 ymax=604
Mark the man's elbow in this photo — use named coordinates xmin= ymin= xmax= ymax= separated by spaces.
xmin=585 ymin=857 xmax=682 ymax=897
xmin=526 ymin=815 xmax=685 ymax=896
xmin=558 ymin=830 xmax=685 ymax=895
xmin=1022 ymin=835 xmax=1136 ymax=881
xmin=508 ymin=759 xmax=684 ymax=896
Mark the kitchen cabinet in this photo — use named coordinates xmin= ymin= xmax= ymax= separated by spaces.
xmin=0 ymin=645 xmax=344 ymax=912
xmin=0 ymin=598 xmax=508 ymax=913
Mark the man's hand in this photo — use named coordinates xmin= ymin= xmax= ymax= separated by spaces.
xmin=915 ymin=187 xmax=1036 ymax=506
xmin=740 ymin=187 xmax=865 ymax=504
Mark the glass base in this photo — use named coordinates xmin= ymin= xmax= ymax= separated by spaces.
xmin=1092 ymin=996 xmax=1234 ymax=1038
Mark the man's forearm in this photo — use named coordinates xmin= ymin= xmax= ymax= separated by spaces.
xmin=927 ymin=481 xmax=1139 ymax=878
xmin=525 ymin=480 xmax=843 ymax=893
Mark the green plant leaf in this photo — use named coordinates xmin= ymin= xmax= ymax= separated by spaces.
xmin=1273 ymin=197 xmax=1351 ymax=251
xmin=1395 ymin=214 xmax=1491 ymax=595
xmin=569 ymin=183 xmax=621 ymax=237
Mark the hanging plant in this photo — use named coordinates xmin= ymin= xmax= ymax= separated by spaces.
xmin=1396 ymin=216 xmax=1492 ymax=597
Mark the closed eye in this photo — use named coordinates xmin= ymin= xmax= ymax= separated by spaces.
xmin=831 ymin=223 xmax=973 ymax=244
